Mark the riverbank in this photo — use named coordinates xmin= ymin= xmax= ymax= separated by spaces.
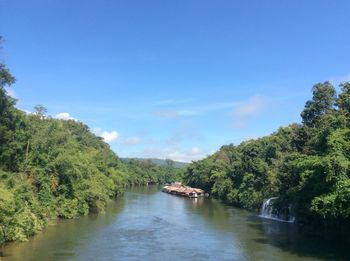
xmin=1 ymin=186 xmax=349 ymax=261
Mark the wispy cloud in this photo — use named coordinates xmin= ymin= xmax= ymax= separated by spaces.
xmin=232 ymin=95 xmax=269 ymax=128
xmin=154 ymin=110 xmax=178 ymax=119
xmin=199 ymin=101 xmax=238 ymax=112
xmin=119 ymin=136 xmax=141 ymax=145
xmin=5 ymin=87 xmax=16 ymax=98
xmin=155 ymin=98 xmax=193 ymax=106
xmin=177 ymin=109 xmax=199 ymax=116
xmin=139 ymin=146 xmax=211 ymax=162
xmin=166 ymin=122 xmax=203 ymax=146
xmin=153 ymin=101 xmax=237 ymax=119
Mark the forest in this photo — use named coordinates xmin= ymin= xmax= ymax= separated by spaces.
xmin=1 ymin=40 xmax=350 ymax=245
xmin=183 ymin=81 xmax=350 ymax=237
xmin=0 ymin=58 xmax=182 ymax=244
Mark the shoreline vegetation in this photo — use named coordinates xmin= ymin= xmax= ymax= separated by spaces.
xmin=183 ymin=81 xmax=350 ymax=241
xmin=0 ymin=55 xmax=183 ymax=244
xmin=1 ymin=41 xmax=350 ymax=245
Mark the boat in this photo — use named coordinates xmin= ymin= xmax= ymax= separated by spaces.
xmin=162 ymin=183 xmax=207 ymax=198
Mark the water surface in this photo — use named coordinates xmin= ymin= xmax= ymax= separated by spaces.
xmin=1 ymin=186 xmax=348 ymax=260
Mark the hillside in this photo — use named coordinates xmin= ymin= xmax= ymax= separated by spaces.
xmin=121 ymin=158 xmax=189 ymax=168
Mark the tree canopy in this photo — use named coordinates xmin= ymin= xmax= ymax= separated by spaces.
xmin=0 ymin=58 xmax=181 ymax=244
xmin=184 ymin=81 xmax=350 ymax=238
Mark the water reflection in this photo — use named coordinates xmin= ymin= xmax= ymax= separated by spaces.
xmin=249 ymin=218 xmax=350 ymax=261
xmin=1 ymin=187 xmax=349 ymax=261
xmin=0 ymin=199 xmax=125 ymax=261
xmin=170 ymin=194 xmax=350 ymax=261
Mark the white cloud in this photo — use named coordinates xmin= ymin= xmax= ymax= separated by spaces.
xmin=93 ymin=128 xmax=141 ymax=145
xmin=232 ymin=95 xmax=269 ymax=128
xmin=153 ymin=101 xmax=237 ymax=119
xmin=55 ymin=112 xmax=77 ymax=121
xmin=102 ymin=131 xmax=120 ymax=143
xmin=93 ymin=128 xmax=120 ymax=143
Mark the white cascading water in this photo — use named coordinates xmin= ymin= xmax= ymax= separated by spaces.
xmin=259 ymin=197 xmax=295 ymax=223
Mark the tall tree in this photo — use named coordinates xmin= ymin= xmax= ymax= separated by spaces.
xmin=336 ymin=82 xmax=350 ymax=116
xmin=0 ymin=40 xmax=26 ymax=171
xmin=301 ymin=82 xmax=336 ymax=127
xmin=33 ymin=104 xmax=47 ymax=117
xmin=0 ymin=37 xmax=15 ymax=90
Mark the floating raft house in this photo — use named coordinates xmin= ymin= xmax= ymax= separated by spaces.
xmin=162 ymin=183 xmax=208 ymax=198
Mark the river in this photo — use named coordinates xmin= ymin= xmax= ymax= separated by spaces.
xmin=1 ymin=185 xmax=349 ymax=261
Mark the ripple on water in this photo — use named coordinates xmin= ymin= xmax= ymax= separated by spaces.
xmin=1 ymin=187 xmax=349 ymax=261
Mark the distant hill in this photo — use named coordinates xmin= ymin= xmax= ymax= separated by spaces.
xmin=121 ymin=158 xmax=189 ymax=168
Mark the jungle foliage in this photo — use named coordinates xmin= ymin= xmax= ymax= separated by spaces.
xmin=0 ymin=61 xmax=181 ymax=244
xmin=183 ymin=81 xmax=350 ymax=234
xmin=124 ymin=158 xmax=184 ymax=186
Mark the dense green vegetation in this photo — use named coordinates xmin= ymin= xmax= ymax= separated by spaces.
xmin=1 ymin=34 xmax=349 ymax=244
xmin=124 ymin=159 xmax=184 ymax=186
xmin=0 ymin=85 xmax=125 ymax=243
xmin=184 ymin=82 xmax=350 ymax=235
xmin=0 ymin=58 xmax=181 ymax=244
xmin=122 ymin=158 xmax=189 ymax=169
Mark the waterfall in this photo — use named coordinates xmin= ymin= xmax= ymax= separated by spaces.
xmin=259 ymin=197 xmax=295 ymax=223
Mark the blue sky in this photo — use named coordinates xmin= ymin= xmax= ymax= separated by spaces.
xmin=1 ymin=0 xmax=350 ymax=162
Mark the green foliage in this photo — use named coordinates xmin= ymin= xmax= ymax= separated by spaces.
xmin=0 ymin=63 xmax=15 ymax=88
xmin=184 ymin=82 xmax=350 ymax=234
xmin=2 ymin=37 xmax=349 ymax=242
xmin=122 ymin=158 xmax=189 ymax=168
xmin=301 ymin=82 xmax=336 ymax=127
xmin=336 ymin=82 xmax=350 ymax=116
xmin=124 ymin=159 xmax=183 ymax=186
xmin=0 ymin=60 xmax=180 ymax=244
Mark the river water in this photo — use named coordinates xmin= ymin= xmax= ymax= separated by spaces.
xmin=1 ymin=185 xmax=349 ymax=261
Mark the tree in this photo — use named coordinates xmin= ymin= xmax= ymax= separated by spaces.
xmin=0 ymin=64 xmax=15 ymax=89
xmin=165 ymin=158 xmax=175 ymax=167
xmin=337 ymin=82 xmax=350 ymax=116
xmin=0 ymin=52 xmax=26 ymax=171
xmin=184 ymin=81 xmax=350 ymax=237
xmin=0 ymin=50 xmax=16 ymax=118
xmin=33 ymin=104 xmax=47 ymax=117
xmin=301 ymin=82 xmax=336 ymax=127
xmin=0 ymin=37 xmax=15 ymax=89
